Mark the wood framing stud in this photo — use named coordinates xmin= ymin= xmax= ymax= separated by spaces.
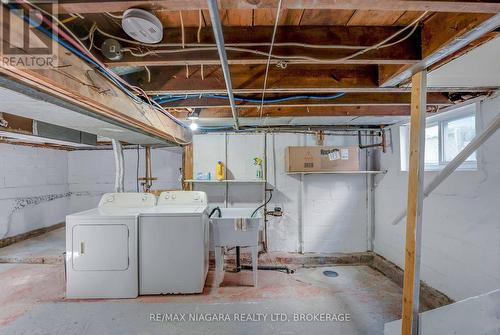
xmin=402 ymin=70 xmax=427 ymax=335
xmin=182 ymin=143 xmax=194 ymax=190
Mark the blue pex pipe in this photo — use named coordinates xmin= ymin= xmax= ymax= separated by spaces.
xmin=153 ymin=92 xmax=346 ymax=104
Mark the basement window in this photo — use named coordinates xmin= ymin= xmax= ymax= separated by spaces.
xmin=400 ymin=103 xmax=477 ymax=171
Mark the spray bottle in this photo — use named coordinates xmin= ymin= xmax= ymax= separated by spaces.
xmin=253 ymin=157 xmax=263 ymax=180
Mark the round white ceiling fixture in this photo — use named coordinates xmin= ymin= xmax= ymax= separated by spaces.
xmin=121 ymin=8 xmax=163 ymax=44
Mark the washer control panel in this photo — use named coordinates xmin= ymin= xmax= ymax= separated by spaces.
xmin=158 ymin=191 xmax=207 ymax=206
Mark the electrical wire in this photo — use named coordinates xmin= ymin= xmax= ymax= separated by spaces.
xmin=260 ymin=0 xmax=283 ymax=120
xmin=105 ymin=12 xmax=123 ymax=19
xmin=13 ymin=2 xmax=193 ymax=147
xmin=121 ymin=45 xmax=364 ymax=64
xmin=87 ymin=23 xmax=368 ymax=50
xmin=16 ymin=1 xmax=189 ymax=132
xmin=87 ymin=14 xmax=426 ymax=64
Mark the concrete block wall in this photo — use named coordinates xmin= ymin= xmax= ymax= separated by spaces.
xmin=0 ymin=144 xmax=70 ymax=238
xmin=193 ymin=132 xmax=372 ymax=253
xmin=374 ymin=95 xmax=500 ymax=301
xmin=68 ymin=146 xmax=183 ymax=212
xmin=0 ymin=145 xmax=183 ymax=239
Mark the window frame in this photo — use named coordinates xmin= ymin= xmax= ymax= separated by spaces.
xmin=400 ymin=103 xmax=477 ymax=172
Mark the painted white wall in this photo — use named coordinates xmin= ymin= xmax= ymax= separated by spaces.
xmin=427 ymin=36 xmax=500 ymax=87
xmin=193 ymin=132 xmax=373 ymax=253
xmin=384 ymin=289 xmax=500 ymax=335
xmin=374 ymin=95 xmax=500 ymax=301
xmin=0 ymin=144 xmax=70 ymax=238
xmin=0 ymin=145 xmax=182 ymax=238
xmin=68 ymin=147 xmax=183 ymax=212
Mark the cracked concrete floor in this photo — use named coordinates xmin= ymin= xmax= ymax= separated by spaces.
xmin=0 ymin=261 xmax=402 ymax=335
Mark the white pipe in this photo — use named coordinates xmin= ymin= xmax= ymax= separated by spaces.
xmin=391 ymin=112 xmax=500 ymax=225
xmin=112 ymin=139 xmax=124 ymax=192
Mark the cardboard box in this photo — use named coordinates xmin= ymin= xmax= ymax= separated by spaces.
xmin=285 ymin=146 xmax=361 ymax=172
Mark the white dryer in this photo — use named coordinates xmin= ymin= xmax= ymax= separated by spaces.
xmin=65 ymin=192 xmax=156 ymax=299
xmin=139 ymin=191 xmax=209 ymax=294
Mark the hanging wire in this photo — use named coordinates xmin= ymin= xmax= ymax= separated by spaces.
xmin=259 ymin=0 xmax=283 ymax=121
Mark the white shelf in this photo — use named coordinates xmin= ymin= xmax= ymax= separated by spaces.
xmin=286 ymin=170 xmax=386 ymax=175
xmin=185 ymin=179 xmax=267 ymax=183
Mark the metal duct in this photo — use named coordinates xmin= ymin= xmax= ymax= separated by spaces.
xmin=112 ymin=139 xmax=125 ymax=192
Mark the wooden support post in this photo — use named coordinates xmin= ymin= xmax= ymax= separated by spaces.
xmin=182 ymin=144 xmax=193 ymax=190
xmin=402 ymin=70 xmax=427 ymax=335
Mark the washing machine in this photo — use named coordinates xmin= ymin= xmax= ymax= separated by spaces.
xmin=139 ymin=191 xmax=209 ymax=294
xmin=65 ymin=192 xmax=157 ymax=299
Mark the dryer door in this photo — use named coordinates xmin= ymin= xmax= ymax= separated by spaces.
xmin=72 ymin=224 xmax=129 ymax=271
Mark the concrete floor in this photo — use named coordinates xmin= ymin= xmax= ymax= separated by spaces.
xmin=0 ymin=228 xmax=65 ymax=264
xmin=0 ymin=230 xmax=403 ymax=335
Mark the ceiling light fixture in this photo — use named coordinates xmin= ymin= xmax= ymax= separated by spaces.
xmin=187 ymin=108 xmax=201 ymax=120
xmin=189 ymin=121 xmax=199 ymax=131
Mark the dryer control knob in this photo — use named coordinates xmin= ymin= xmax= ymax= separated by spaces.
xmin=106 ymin=195 xmax=115 ymax=202
xmin=172 ymin=194 xmax=176 ymax=199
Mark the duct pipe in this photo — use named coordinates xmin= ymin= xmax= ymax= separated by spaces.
xmin=112 ymin=139 xmax=124 ymax=192
xmin=391 ymin=112 xmax=500 ymax=225
xmin=206 ymin=0 xmax=240 ymax=130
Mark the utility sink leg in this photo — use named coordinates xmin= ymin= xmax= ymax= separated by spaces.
xmin=251 ymin=246 xmax=258 ymax=287
xmin=215 ymin=246 xmax=224 ymax=287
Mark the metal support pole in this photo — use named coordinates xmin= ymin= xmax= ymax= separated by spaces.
xmin=402 ymin=70 xmax=427 ymax=335
xmin=391 ymin=112 xmax=500 ymax=226
xmin=207 ymin=0 xmax=240 ymax=130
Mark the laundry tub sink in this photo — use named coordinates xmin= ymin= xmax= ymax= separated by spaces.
xmin=210 ymin=207 xmax=262 ymax=287
xmin=210 ymin=207 xmax=262 ymax=247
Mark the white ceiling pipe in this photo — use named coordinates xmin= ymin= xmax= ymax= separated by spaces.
xmin=112 ymin=139 xmax=125 ymax=192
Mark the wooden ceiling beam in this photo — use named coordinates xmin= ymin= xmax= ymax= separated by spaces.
xmin=157 ymin=92 xmax=451 ymax=108
xmin=0 ymin=13 xmax=190 ymax=145
xmin=379 ymin=12 xmax=500 ymax=87
xmin=134 ymin=64 xmax=379 ymax=94
xmin=169 ymin=106 xmax=413 ymax=118
xmin=56 ymin=1 xmax=500 ymax=14
xmin=103 ymin=26 xmax=420 ymax=66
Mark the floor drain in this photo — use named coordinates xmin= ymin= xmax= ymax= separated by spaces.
xmin=323 ymin=270 xmax=339 ymax=278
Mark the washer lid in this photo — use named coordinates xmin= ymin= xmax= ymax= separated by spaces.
xmin=121 ymin=8 xmax=163 ymax=44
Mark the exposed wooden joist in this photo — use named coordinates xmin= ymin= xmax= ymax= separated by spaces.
xmin=401 ymin=70 xmax=427 ymax=335
xmin=379 ymin=12 xmax=500 ymax=87
xmin=0 ymin=113 xmax=33 ymax=135
xmin=56 ymin=1 xmax=500 ymax=14
xmin=170 ymin=106 xmax=413 ymax=118
xmin=137 ymin=64 xmax=379 ymax=94
xmin=0 ymin=12 xmax=190 ymax=145
xmin=157 ymin=92 xmax=451 ymax=109
xmin=103 ymin=26 xmax=421 ymax=66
